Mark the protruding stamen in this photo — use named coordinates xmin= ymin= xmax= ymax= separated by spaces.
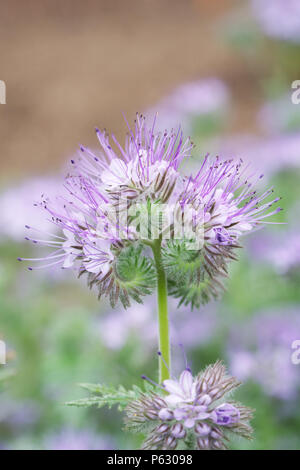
xmin=157 ymin=350 xmax=172 ymax=375
xmin=179 ymin=343 xmax=191 ymax=372
xmin=141 ymin=375 xmax=165 ymax=390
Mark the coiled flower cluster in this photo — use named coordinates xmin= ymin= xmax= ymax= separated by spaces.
xmin=125 ymin=361 xmax=253 ymax=450
xmin=20 ymin=114 xmax=280 ymax=308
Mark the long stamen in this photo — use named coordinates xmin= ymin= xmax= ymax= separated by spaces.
xmin=25 ymin=237 xmax=62 ymax=245
xmin=18 ymin=250 xmax=65 ymax=262
xmin=141 ymin=375 xmax=165 ymax=390
xmin=178 ymin=343 xmax=191 ymax=372
xmin=24 ymin=225 xmax=66 ymax=240
xmin=28 ymin=259 xmax=65 ymax=270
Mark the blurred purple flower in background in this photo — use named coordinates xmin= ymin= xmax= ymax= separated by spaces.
xmin=258 ymin=95 xmax=300 ymax=135
xmin=145 ymin=78 xmax=230 ymax=133
xmin=170 ymin=302 xmax=217 ymax=350
xmin=228 ymin=307 xmax=300 ymax=400
xmin=97 ymin=300 xmax=156 ymax=350
xmin=218 ymin=133 xmax=300 ymax=178
xmin=0 ymin=398 xmax=41 ymax=430
xmin=248 ymin=228 xmax=300 ymax=275
xmin=0 ymin=176 xmax=62 ymax=243
xmin=44 ymin=428 xmax=114 ymax=450
xmin=252 ymin=0 xmax=300 ymax=43
xmin=97 ymin=298 xmax=217 ymax=352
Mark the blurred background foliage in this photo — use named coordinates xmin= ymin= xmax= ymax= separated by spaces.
xmin=0 ymin=0 xmax=300 ymax=450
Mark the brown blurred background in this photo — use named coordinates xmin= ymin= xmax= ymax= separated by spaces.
xmin=0 ymin=0 xmax=265 ymax=180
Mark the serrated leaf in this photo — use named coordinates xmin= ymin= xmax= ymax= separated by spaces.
xmin=67 ymin=382 xmax=149 ymax=411
xmin=79 ymin=383 xmax=115 ymax=394
xmin=66 ymin=396 xmax=105 ymax=408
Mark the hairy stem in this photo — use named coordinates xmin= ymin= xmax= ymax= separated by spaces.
xmin=152 ymin=238 xmax=171 ymax=383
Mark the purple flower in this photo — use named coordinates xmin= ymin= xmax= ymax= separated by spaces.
xmin=0 ymin=177 xmax=62 ymax=243
xmin=211 ymin=403 xmax=240 ymax=426
xmin=22 ymin=116 xmax=279 ymax=305
xmin=252 ymin=0 xmax=300 ymax=43
xmin=145 ymin=78 xmax=230 ymax=133
xmin=178 ymin=155 xmax=281 ymax=263
xmin=166 ymin=79 xmax=229 ymax=116
xmin=258 ymin=95 xmax=300 ymax=135
xmin=97 ymin=299 xmax=216 ymax=353
xmin=217 ymin=133 xmax=300 ymax=178
xmin=163 ymin=369 xmax=198 ymax=406
xmin=125 ymin=361 xmax=253 ymax=450
xmin=97 ymin=300 xmax=157 ymax=350
xmin=0 ymin=398 xmax=41 ymax=429
xmin=76 ymin=118 xmax=191 ymax=207
xmin=44 ymin=428 xmax=113 ymax=450
xmin=172 ymin=405 xmax=210 ymax=429
xmin=22 ymin=116 xmax=191 ymax=273
xmin=249 ymin=228 xmax=300 ymax=275
xmin=228 ymin=307 xmax=300 ymax=400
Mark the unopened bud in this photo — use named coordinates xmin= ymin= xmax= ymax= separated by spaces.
xmin=156 ymin=423 xmax=170 ymax=434
xmin=197 ymin=394 xmax=212 ymax=406
xmin=144 ymin=410 xmax=158 ymax=420
xmin=195 ymin=422 xmax=211 ymax=436
xmin=158 ymin=407 xmax=174 ymax=421
xmin=197 ymin=437 xmax=210 ymax=449
xmin=165 ymin=435 xmax=177 ymax=450
xmin=171 ymin=423 xmax=186 ymax=439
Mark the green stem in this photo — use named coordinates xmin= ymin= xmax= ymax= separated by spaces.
xmin=151 ymin=238 xmax=171 ymax=383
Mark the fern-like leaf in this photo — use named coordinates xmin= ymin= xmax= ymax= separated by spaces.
xmin=66 ymin=382 xmax=154 ymax=412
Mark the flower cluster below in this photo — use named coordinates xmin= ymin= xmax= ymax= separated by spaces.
xmin=125 ymin=361 xmax=253 ymax=450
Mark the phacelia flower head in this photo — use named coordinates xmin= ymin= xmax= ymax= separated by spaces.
xmin=179 ymin=155 xmax=281 ymax=246
xmin=18 ymin=173 xmax=152 ymax=307
xmin=125 ymin=360 xmax=253 ymax=450
xmin=21 ymin=115 xmax=280 ymax=307
xmin=75 ymin=114 xmax=192 ymax=209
